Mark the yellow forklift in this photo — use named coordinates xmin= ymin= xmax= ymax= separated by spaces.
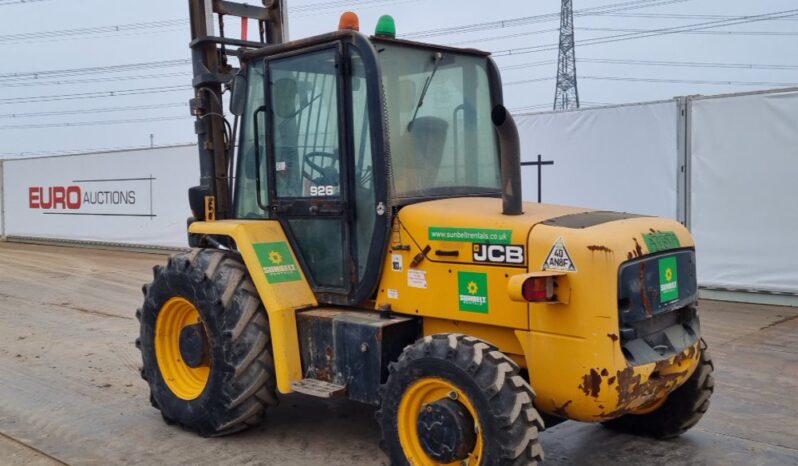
xmin=136 ymin=2 xmax=714 ymax=464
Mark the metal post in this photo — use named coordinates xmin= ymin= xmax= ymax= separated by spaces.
xmin=520 ymin=154 xmax=554 ymax=203
xmin=675 ymin=97 xmax=688 ymax=226
xmin=537 ymin=154 xmax=543 ymax=203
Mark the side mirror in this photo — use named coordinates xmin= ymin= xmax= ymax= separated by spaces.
xmin=230 ymin=73 xmax=248 ymax=116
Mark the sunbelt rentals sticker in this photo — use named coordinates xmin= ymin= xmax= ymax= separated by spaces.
xmin=658 ymin=256 xmax=679 ymax=302
xmin=458 ymin=271 xmax=488 ymax=313
xmin=253 ymin=241 xmax=302 ymax=284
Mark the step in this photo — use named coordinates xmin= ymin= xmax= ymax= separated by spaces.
xmin=291 ymin=378 xmax=347 ymax=398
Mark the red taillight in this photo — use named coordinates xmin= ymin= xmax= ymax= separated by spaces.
xmin=522 ymin=276 xmax=554 ymax=302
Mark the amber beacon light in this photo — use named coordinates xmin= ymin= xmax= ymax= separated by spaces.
xmin=338 ymin=11 xmax=360 ymax=31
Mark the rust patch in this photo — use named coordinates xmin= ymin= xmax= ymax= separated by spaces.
xmin=639 ymin=262 xmax=653 ymax=316
xmin=615 ymin=366 xmax=641 ymax=408
xmin=627 ymin=252 xmax=634 ymax=260
xmin=552 ymin=399 xmax=573 ymax=418
xmin=597 ymin=348 xmax=695 ymax=420
xmin=315 ymin=345 xmax=334 ymax=381
xmin=579 ymin=368 xmax=602 ymax=398
xmin=600 ymin=368 xmax=609 ymax=377
xmin=607 ymin=333 xmax=619 ymax=342
xmin=587 ymin=245 xmax=613 ymax=253
xmin=633 ymin=237 xmax=643 ymax=257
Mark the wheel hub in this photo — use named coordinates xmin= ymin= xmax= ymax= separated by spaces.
xmin=417 ymin=398 xmax=477 ymax=462
xmin=179 ymin=323 xmax=208 ymax=368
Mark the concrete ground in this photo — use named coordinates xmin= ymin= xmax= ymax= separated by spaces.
xmin=0 ymin=241 xmax=796 ymax=466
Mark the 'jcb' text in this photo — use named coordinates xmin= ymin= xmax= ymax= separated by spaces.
xmin=472 ymin=244 xmax=525 ymax=264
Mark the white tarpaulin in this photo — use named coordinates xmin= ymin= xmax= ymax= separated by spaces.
xmin=690 ymin=89 xmax=798 ymax=294
xmin=515 ymin=101 xmax=681 ymax=219
xmin=2 ymin=145 xmax=198 ymax=247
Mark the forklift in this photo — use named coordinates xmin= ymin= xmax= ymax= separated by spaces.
xmin=136 ymin=1 xmax=714 ymax=464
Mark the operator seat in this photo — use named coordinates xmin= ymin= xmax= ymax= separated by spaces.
xmin=394 ymin=116 xmax=449 ymax=194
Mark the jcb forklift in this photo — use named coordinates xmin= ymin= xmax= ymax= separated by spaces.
xmin=137 ymin=1 xmax=714 ymax=464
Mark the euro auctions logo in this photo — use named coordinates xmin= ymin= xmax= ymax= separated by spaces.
xmin=26 ymin=177 xmax=154 ymax=217
xmin=29 ymin=186 xmax=82 ymax=209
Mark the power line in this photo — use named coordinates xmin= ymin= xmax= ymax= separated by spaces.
xmin=0 ymin=0 xmax=422 ymax=44
xmin=593 ymin=12 xmax=798 ymax=21
xmin=500 ymin=58 xmax=798 ymax=72
xmin=578 ymin=58 xmax=798 ymax=70
xmin=505 ymin=77 xmax=556 ymax=85
xmin=505 ymin=75 xmax=798 ymax=87
xmin=0 ymin=1 xmax=691 ymax=83
xmin=492 ymin=8 xmax=798 ymax=56
xmin=452 ymin=22 xmax=798 ymax=46
xmin=0 ymin=85 xmax=191 ymax=105
xmin=0 ymin=72 xmax=188 ymax=88
xmin=578 ymin=26 xmax=798 ymax=36
xmin=581 ymin=75 xmax=798 ymax=87
xmin=501 ymin=60 xmax=558 ymax=71
xmin=0 ymin=0 xmax=53 ymax=5
xmin=0 ymin=142 xmax=195 ymax=158
xmin=0 ymin=19 xmax=184 ymax=43
xmin=402 ymin=0 xmax=689 ymax=40
xmin=0 ymin=59 xmax=190 ymax=82
xmin=0 ymin=102 xmax=188 ymax=119
xmin=0 ymin=115 xmax=191 ymax=130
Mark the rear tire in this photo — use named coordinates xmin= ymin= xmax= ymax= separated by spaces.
xmin=136 ymin=248 xmax=278 ymax=436
xmin=602 ymin=338 xmax=714 ymax=439
xmin=378 ymin=334 xmax=545 ymax=465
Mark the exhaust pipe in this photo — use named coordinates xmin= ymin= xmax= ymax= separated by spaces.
xmin=492 ymin=105 xmax=523 ymax=215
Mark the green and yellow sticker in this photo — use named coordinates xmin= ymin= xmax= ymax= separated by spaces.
xmin=643 ymin=231 xmax=680 ymax=253
xmin=658 ymin=256 xmax=679 ymax=303
xmin=458 ymin=271 xmax=488 ymax=313
xmin=253 ymin=241 xmax=302 ymax=284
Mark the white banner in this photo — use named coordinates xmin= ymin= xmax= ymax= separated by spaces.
xmin=690 ymin=89 xmax=798 ymax=294
xmin=2 ymin=145 xmax=198 ymax=247
xmin=515 ymin=101 xmax=680 ymax=219
xmin=0 ymin=160 xmax=4 ymax=237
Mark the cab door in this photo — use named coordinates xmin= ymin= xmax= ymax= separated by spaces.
xmin=264 ymin=44 xmax=352 ymax=295
xmin=251 ymin=37 xmax=389 ymax=305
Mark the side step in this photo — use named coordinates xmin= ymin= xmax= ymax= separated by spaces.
xmin=291 ymin=378 xmax=347 ymax=399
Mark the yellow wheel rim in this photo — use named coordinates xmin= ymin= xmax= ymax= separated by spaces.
xmin=155 ymin=297 xmax=210 ymax=400
xmin=398 ymin=377 xmax=484 ymax=466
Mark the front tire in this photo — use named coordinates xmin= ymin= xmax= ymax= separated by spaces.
xmin=378 ymin=334 xmax=545 ymax=465
xmin=602 ymin=338 xmax=714 ymax=439
xmin=136 ymin=248 xmax=278 ymax=436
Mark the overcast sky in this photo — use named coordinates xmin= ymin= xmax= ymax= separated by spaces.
xmin=0 ymin=0 xmax=796 ymax=157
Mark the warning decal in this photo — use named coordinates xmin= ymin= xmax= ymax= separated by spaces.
xmin=542 ymin=237 xmax=577 ymax=272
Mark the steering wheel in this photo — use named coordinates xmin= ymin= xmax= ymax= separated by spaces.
xmin=302 ymin=152 xmax=339 ymax=186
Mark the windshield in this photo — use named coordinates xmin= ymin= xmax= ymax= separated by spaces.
xmin=377 ymin=42 xmax=500 ymax=199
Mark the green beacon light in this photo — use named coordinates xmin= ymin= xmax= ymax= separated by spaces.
xmin=375 ymin=15 xmax=396 ymax=38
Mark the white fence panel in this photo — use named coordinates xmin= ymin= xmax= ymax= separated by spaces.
xmin=690 ymin=89 xmax=798 ymax=294
xmin=2 ymin=145 xmax=198 ymax=248
xmin=515 ymin=101 xmax=681 ymax=219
